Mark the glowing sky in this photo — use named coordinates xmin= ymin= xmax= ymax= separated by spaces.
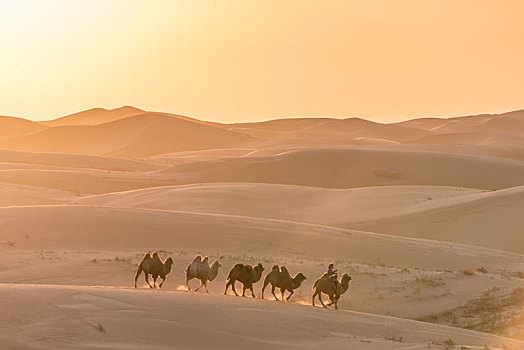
xmin=1 ymin=0 xmax=523 ymax=122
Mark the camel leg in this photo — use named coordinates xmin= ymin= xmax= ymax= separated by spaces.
xmin=134 ymin=264 xmax=142 ymax=288
xmin=195 ymin=280 xmax=203 ymax=292
xmin=271 ymin=285 xmax=279 ymax=301
xmin=159 ymin=276 xmax=166 ymax=288
xmin=286 ymin=290 xmax=294 ymax=301
xmin=280 ymin=288 xmax=286 ymax=301
xmin=261 ymin=280 xmax=269 ymax=299
xmin=312 ymin=291 xmax=317 ymax=306
xmin=250 ymin=287 xmax=256 ymax=298
xmin=145 ymin=273 xmax=153 ymax=289
xmin=327 ymin=294 xmax=339 ymax=307
xmin=231 ymin=281 xmax=239 ymax=296
xmin=186 ymin=277 xmax=192 ymax=291
xmin=242 ymin=285 xmax=247 ymax=297
xmin=318 ymin=293 xmax=326 ymax=308
xmin=204 ymin=280 xmax=209 ymax=293
xmin=153 ymin=276 xmax=158 ymax=288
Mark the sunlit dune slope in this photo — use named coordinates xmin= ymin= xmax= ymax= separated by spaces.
xmin=0 ymin=115 xmax=47 ymax=137
xmin=231 ymin=117 xmax=432 ymax=142
xmin=346 ymin=185 xmax=524 ymax=254
xmin=156 ymin=148 xmax=524 ymax=190
xmin=1 ymin=205 xmax=523 ymax=271
xmin=76 ymin=183 xmax=524 ymax=252
xmin=0 ymin=169 xmax=170 ymax=195
xmin=0 ymin=183 xmax=74 ymax=206
xmin=397 ymin=109 xmax=524 ymax=145
xmin=0 ymin=149 xmax=160 ymax=172
xmin=1 ymin=284 xmax=520 ymax=350
xmin=412 ymin=132 xmax=524 ymax=146
xmin=41 ymin=106 xmax=144 ymax=126
xmin=0 ymin=113 xmax=252 ymax=159
xmin=76 ymin=183 xmax=483 ymax=225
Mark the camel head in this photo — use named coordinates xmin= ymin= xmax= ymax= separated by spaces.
xmin=341 ymin=273 xmax=352 ymax=284
xmin=255 ymin=263 xmax=265 ymax=273
xmin=165 ymin=257 xmax=174 ymax=267
xmin=293 ymin=272 xmax=307 ymax=286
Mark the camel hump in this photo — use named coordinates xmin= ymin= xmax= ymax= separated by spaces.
xmin=188 ymin=261 xmax=199 ymax=277
xmin=271 ymin=264 xmax=280 ymax=272
xmin=244 ymin=264 xmax=253 ymax=274
xmin=202 ymin=256 xmax=209 ymax=265
xmin=192 ymin=255 xmax=202 ymax=263
xmin=143 ymin=253 xmax=152 ymax=260
xmin=152 ymin=252 xmax=162 ymax=262
xmin=227 ymin=263 xmax=244 ymax=280
xmin=280 ymin=266 xmax=290 ymax=276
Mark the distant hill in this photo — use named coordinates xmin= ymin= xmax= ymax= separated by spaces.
xmin=231 ymin=117 xmax=432 ymax=142
xmin=1 ymin=106 xmax=523 ymax=158
xmin=0 ymin=112 xmax=252 ymax=159
xmin=0 ymin=115 xmax=47 ymax=137
xmin=42 ymin=106 xmax=144 ymax=126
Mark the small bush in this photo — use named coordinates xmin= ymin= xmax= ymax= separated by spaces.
xmin=416 ymin=272 xmax=445 ymax=286
xmin=444 ymin=338 xmax=455 ymax=348
xmin=463 ymin=269 xmax=475 ymax=276
xmin=477 ymin=267 xmax=488 ymax=273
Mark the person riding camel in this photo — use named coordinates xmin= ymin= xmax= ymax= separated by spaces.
xmin=327 ymin=263 xmax=338 ymax=289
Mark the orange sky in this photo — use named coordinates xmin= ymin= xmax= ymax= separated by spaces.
xmin=1 ymin=0 xmax=523 ymax=123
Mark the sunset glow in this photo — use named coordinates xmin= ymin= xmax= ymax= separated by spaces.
xmin=1 ymin=0 xmax=523 ymax=122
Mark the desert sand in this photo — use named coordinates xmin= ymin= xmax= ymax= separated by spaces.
xmin=1 ymin=107 xmax=523 ymax=349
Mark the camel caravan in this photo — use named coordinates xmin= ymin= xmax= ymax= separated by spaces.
xmin=134 ymin=252 xmax=352 ymax=310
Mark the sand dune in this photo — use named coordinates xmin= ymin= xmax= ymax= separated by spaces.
xmin=2 ymin=204 xmax=524 ymax=334
xmin=0 ymin=115 xmax=47 ymax=137
xmin=0 ymin=183 xmax=74 ymax=206
xmin=76 ymin=183 xmax=483 ymax=225
xmin=1 ymin=205 xmax=523 ymax=272
xmin=0 ymin=169 xmax=169 ymax=195
xmin=397 ymin=109 xmax=524 ymax=146
xmin=156 ymin=148 xmax=524 ymax=190
xmin=0 ymin=113 xmax=252 ymax=159
xmin=231 ymin=117 xmax=432 ymax=143
xmin=413 ymin=132 xmax=524 ymax=146
xmin=430 ymin=115 xmax=524 ymax=136
xmin=346 ymin=185 xmax=524 ymax=254
xmin=0 ymin=149 xmax=160 ymax=172
xmin=42 ymin=106 xmax=144 ymax=126
xmin=345 ymin=144 xmax=524 ymax=161
xmin=76 ymin=183 xmax=524 ymax=253
xmin=2 ymin=284 xmax=520 ymax=350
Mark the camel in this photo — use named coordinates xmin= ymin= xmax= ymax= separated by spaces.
xmin=134 ymin=252 xmax=174 ymax=288
xmin=185 ymin=254 xmax=222 ymax=292
xmin=224 ymin=263 xmax=265 ymax=297
xmin=312 ymin=272 xmax=352 ymax=310
xmin=261 ymin=265 xmax=307 ymax=301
